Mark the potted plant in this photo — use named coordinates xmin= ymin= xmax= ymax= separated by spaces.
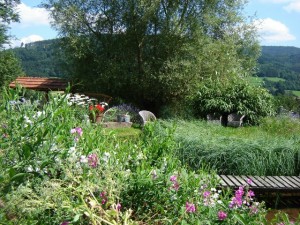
xmin=89 ymin=102 xmax=107 ymax=123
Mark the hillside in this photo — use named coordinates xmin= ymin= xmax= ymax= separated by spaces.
xmin=257 ymin=46 xmax=300 ymax=95
xmin=9 ymin=39 xmax=66 ymax=78
xmin=9 ymin=40 xmax=300 ymax=95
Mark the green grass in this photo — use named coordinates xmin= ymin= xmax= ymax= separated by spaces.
xmin=248 ymin=76 xmax=264 ymax=86
xmin=167 ymin=119 xmax=300 ymax=176
xmin=291 ymin=90 xmax=300 ymax=97
xmin=263 ymin=77 xmax=286 ymax=82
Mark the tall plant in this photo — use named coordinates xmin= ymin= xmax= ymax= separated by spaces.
xmin=41 ymin=0 xmax=260 ymax=112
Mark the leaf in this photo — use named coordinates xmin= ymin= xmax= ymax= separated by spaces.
xmin=22 ymin=143 xmax=32 ymax=159
xmin=72 ymin=214 xmax=81 ymax=222
xmin=10 ymin=173 xmax=27 ymax=182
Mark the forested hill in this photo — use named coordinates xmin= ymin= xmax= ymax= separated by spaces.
xmin=9 ymin=40 xmax=300 ymax=95
xmin=257 ymin=46 xmax=300 ymax=95
xmin=9 ymin=39 xmax=66 ymax=77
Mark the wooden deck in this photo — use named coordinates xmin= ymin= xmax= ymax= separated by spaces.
xmin=217 ymin=175 xmax=300 ymax=193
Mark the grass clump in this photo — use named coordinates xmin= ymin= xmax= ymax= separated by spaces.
xmin=172 ymin=119 xmax=300 ymax=176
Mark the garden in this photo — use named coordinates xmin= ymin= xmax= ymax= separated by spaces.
xmin=0 ymin=87 xmax=299 ymax=225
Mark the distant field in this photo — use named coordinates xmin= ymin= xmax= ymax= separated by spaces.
xmin=291 ymin=91 xmax=300 ymax=97
xmin=263 ymin=77 xmax=286 ymax=82
xmin=248 ymin=77 xmax=264 ymax=86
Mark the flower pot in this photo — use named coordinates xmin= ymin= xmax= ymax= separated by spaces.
xmin=90 ymin=113 xmax=103 ymax=123
xmin=124 ymin=114 xmax=130 ymax=123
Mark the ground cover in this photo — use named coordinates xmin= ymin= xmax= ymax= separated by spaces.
xmin=0 ymin=89 xmax=299 ymax=224
xmin=263 ymin=77 xmax=286 ymax=82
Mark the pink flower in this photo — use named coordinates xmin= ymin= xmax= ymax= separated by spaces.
xmin=185 ymin=202 xmax=196 ymax=213
xmin=116 ymin=203 xmax=121 ymax=211
xmin=203 ymin=191 xmax=211 ymax=198
xmin=172 ymin=181 xmax=180 ymax=191
xmin=247 ymin=178 xmax=252 ymax=185
xmin=88 ymin=153 xmax=98 ymax=168
xmin=247 ymin=190 xmax=255 ymax=197
xmin=61 ymin=222 xmax=70 ymax=225
xmin=218 ymin=211 xmax=227 ymax=220
xmin=170 ymin=175 xmax=177 ymax=182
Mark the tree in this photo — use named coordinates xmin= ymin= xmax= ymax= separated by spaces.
xmin=42 ymin=0 xmax=260 ymax=112
xmin=0 ymin=0 xmax=23 ymax=88
xmin=192 ymin=77 xmax=275 ymax=124
xmin=0 ymin=0 xmax=20 ymax=48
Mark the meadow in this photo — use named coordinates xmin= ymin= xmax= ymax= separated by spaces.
xmin=0 ymin=88 xmax=299 ymax=224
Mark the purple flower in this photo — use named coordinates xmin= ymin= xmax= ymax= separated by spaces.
xmin=172 ymin=181 xmax=180 ymax=191
xmin=247 ymin=178 xmax=252 ymax=185
xmin=116 ymin=203 xmax=121 ymax=211
xmin=185 ymin=202 xmax=196 ymax=213
xmin=203 ymin=191 xmax=211 ymax=198
xmin=247 ymin=190 xmax=255 ymax=197
xmin=75 ymin=127 xmax=83 ymax=136
xmin=218 ymin=211 xmax=227 ymax=221
xmin=88 ymin=153 xmax=98 ymax=168
xmin=61 ymin=222 xmax=70 ymax=225
xmin=170 ymin=175 xmax=177 ymax=182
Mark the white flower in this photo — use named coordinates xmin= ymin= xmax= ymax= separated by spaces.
xmin=80 ymin=155 xmax=88 ymax=163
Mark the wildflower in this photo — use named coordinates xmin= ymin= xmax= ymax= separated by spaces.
xmin=203 ymin=191 xmax=210 ymax=198
xmin=250 ymin=206 xmax=259 ymax=214
xmin=185 ymin=202 xmax=196 ymax=213
xmin=88 ymin=153 xmax=98 ymax=168
xmin=247 ymin=190 xmax=255 ymax=198
xmin=218 ymin=211 xmax=227 ymax=221
xmin=172 ymin=182 xmax=180 ymax=191
xmin=116 ymin=203 xmax=121 ymax=211
xmin=247 ymin=178 xmax=253 ymax=185
xmin=151 ymin=170 xmax=157 ymax=179
xmin=100 ymin=191 xmax=107 ymax=204
xmin=61 ymin=222 xmax=70 ymax=225
xmin=80 ymin=155 xmax=88 ymax=163
xmin=170 ymin=175 xmax=177 ymax=182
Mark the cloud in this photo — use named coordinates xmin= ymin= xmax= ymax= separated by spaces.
xmin=254 ymin=18 xmax=296 ymax=43
xmin=259 ymin=0 xmax=300 ymax=12
xmin=6 ymin=35 xmax=44 ymax=48
xmin=14 ymin=3 xmax=52 ymax=27
xmin=284 ymin=1 xmax=300 ymax=12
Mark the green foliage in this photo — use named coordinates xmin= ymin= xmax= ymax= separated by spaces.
xmin=173 ymin=119 xmax=300 ymax=176
xmin=258 ymin=46 xmax=300 ymax=95
xmin=192 ymin=78 xmax=275 ymax=124
xmin=10 ymin=39 xmax=67 ymax=77
xmin=41 ymin=0 xmax=260 ymax=112
xmin=0 ymin=88 xmax=283 ymax=224
xmin=0 ymin=0 xmax=20 ymax=48
xmin=0 ymin=51 xmax=23 ymax=88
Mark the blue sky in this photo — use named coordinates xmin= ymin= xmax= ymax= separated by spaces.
xmin=7 ymin=0 xmax=300 ymax=48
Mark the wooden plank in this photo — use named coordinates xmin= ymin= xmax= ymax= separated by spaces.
xmin=248 ymin=176 xmax=265 ymax=188
xmin=253 ymin=176 xmax=273 ymax=188
xmin=227 ymin=175 xmax=244 ymax=187
xmin=216 ymin=175 xmax=227 ymax=186
xmin=241 ymin=175 xmax=258 ymax=188
xmin=232 ymin=176 xmax=248 ymax=186
xmin=219 ymin=175 xmax=236 ymax=187
xmin=266 ymin=176 xmax=286 ymax=188
xmin=285 ymin=177 xmax=300 ymax=188
xmin=290 ymin=176 xmax=300 ymax=186
xmin=279 ymin=176 xmax=298 ymax=189
xmin=272 ymin=176 xmax=292 ymax=188
xmin=263 ymin=176 xmax=283 ymax=189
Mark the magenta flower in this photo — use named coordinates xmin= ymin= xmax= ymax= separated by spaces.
xmin=170 ymin=175 xmax=177 ymax=182
xmin=203 ymin=191 xmax=211 ymax=198
xmin=61 ymin=222 xmax=70 ymax=225
xmin=185 ymin=202 xmax=196 ymax=213
xmin=247 ymin=178 xmax=252 ymax=185
xmin=247 ymin=190 xmax=255 ymax=197
xmin=100 ymin=191 xmax=107 ymax=204
xmin=171 ymin=181 xmax=180 ymax=191
xmin=75 ymin=127 xmax=83 ymax=136
xmin=88 ymin=153 xmax=98 ymax=168
xmin=218 ymin=211 xmax=227 ymax=221
xmin=116 ymin=203 xmax=121 ymax=211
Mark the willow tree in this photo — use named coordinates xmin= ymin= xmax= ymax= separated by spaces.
xmin=42 ymin=0 xmax=260 ymax=112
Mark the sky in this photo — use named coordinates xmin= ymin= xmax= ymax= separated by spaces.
xmin=6 ymin=0 xmax=300 ymax=48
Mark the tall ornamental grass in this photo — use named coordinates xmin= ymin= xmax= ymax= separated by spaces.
xmin=173 ymin=120 xmax=300 ymax=176
xmin=0 ymin=88 xmax=298 ymax=224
